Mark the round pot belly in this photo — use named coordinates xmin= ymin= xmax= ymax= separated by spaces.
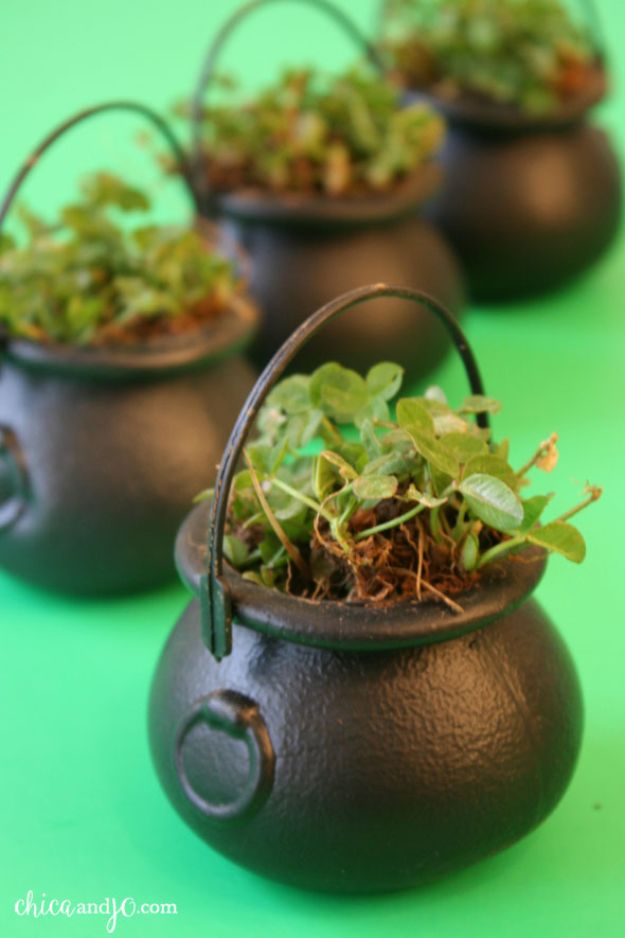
xmin=0 ymin=356 xmax=253 ymax=595
xmin=220 ymin=214 xmax=464 ymax=376
xmin=424 ymin=122 xmax=622 ymax=301
xmin=149 ymin=595 xmax=583 ymax=893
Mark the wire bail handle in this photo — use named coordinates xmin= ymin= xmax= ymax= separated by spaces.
xmin=0 ymin=102 xmax=199 ymax=534
xmin=202 ymin=282 xmax=489 ymax=660
xmin=190 ymin=0 xmax=386 ymax=217
xmin=0 ymin=99 xmax=199 ymax=230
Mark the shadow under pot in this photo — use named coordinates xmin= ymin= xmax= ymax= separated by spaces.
xmin=0 ymin=311 xmax=256 ymax=596
xmin=415 ymin=71 xmax=622 ymax=301
xmin=149 ymin=285 xmax=583 ymax=893
xmin=216 ymin=167 xmax=464 ymax=375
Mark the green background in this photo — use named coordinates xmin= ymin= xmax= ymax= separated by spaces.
xmin=1 ymin=1 xmax=624 ymax=935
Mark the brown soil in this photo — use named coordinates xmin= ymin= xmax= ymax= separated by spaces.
xmin=232 ymin=496 xmax=508 ymax=611
xmin=91 ymin=293 xmax=230 ymax=346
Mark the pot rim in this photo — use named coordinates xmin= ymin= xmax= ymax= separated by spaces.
xmin=410 ymin=59 xmax=607 ymax=132
xmin=176 ymin=500 xmax=548 ymax=651
xmin=1 ymin=294 xmax=258 ymax=379
xmin=212 ymin=162 xmax=441 ymax=226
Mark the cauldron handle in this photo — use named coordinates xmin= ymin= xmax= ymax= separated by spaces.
xmin=0 ymin=102 xmax=200 ymax=534
xmin=0 ymin=99 xmax=200 ymax=227
xmin=190 ymin=0 xmax=386 ymax=217
xmin=203 ymin=282 xmax=489 ymax=660
xmin=175 ymin=689 xmax=275 ymax=821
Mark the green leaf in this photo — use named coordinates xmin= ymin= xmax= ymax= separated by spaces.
xmin=354 ymin=395 xmax=390 ymax=427
xmin=396 ymin=397 xmax=435 ymax=435
xmin=266 ymin=374 xmax=311 ymax=414
xmin=319 ymin=449 xmax=358 ymax=481
xmin=366 ymin=362 xmax=404 ymax=401
xmin=433 ymin=412 xmax=470 ymax=435
xmin=459 ymin=394 xmax=502 ymax=415
xmin=353 ymin=474 xmax=398 ymax=501
xmin=459 ymin=473 xmax=524 ymax=531
xmin=461 ymin=533 xmax=479 ymax=571
xmin=223 ymin=535 xmax=250 ymax=568
xmin=362 ymin=452 xmax=411 ymax=477
xmin=443 ymin=432 xmax=488 ymax=462
xmin=79 ymin=172 xmax=151 ymax=212
xmin=527 ymin=522 xmax=586 ymax=563
xmin=518 ymin=494 xmax=553 ymax=532
xmin=463 ymin=453 xmax=518 ymax=490
xmin=313 ymin=454 xmax=338 ymax=501
xmin=407 ymin=427 xmax=460 ymax=478
xmin=359 ymin=418 xmax=382 ymax=459
xmin=309 ymin=362 xmax=369 ymax=423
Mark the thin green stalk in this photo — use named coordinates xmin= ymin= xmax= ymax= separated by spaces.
xmin=355 ymin=503 xmax=425 ymax=542
xmin=243 ymin=451 xmax=308 ymax=575
xmin=476 ymin=535 xmax=526 ymax=568
xmin=321 ymin=417 xmax=343 ymax=446
xmin=269 ymin=476 xmax=335 ymax=523
xmin=553 ymin=486 xmax=602 ymax=524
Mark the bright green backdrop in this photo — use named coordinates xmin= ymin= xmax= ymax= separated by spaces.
xmin=1 ymin=1 xmax=624 ymax=936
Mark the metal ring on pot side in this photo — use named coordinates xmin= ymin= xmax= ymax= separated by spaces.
xmin=190 ymin=0 xmax=386 ymax=218
xmin=175 ymin=689 xmax=275 ymax=822
xmin=201 ymin=282 xmax=489 ymax=660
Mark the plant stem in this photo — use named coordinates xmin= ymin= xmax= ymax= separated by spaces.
xmin=553 ymin=485 xmax=602 ymax=523
xmin=269 ymin=476 xmax=335 ymax=523
xmin=355 ymin=503 xmax=425 ymax=542
xmin=243 ymin=450 xmax=308 ymax=575
xmin=321 ymin=417 xmax=343 ymax=446
xmin=476 ymin=535 xmax=526 ymax=568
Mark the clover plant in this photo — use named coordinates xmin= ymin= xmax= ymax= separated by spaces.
xmin=190 ymin=66 xmax=445 ymax=195
xmin=0 ymin=172 xmax=240 ymax=345
xmin=210 ymin=362 xmax=600 ymax=608
xmin=382 ymin=0 xmax=597 ymax=114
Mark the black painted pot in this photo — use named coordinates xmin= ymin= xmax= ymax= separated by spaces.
xmin=0 ymin=102 xmax=258 ymax=595
xmin=0 ymin=313 xmax=256 ymax=596
xmin=415 ymin=71 xmax=622 ymax=300
xmin=190 ymin=0 xmax=465 ymax=375
xmin=149 ymin=284 xmax=583 ymax=892
xmin=216 ymin=172 xmax=464 ymax=373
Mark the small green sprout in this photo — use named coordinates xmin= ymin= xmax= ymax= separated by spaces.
xmin=187 ymin=66 xmax=445 ymax=195
xmin=382 ymin=0 xmax=597 ymax=114
xmin=214 ymin=361 xmax=601 ymax=608
xmin=0 ymin=172 xmax=240 ymax=345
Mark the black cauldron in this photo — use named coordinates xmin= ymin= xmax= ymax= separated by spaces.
xmin=415 ymin=69 xmax=622 ymax=300
xmin=190 ymin=0 xmax=465 ymax=374
xmin=149 ymin=284 xmax=583 ymax=892
xmin=0 ymin=102 xmax=257 ymax=595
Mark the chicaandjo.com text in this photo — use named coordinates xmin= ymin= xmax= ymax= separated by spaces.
xmin=14 ymin=890 xmax=178 ymax=933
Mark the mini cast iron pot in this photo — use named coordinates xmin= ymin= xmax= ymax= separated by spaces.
xmin=412 ymin=62 xmax=622 ymax=300
xmin=190 ymin=0 xmax=465 ymax=374
xmin=0 ymin=102 xmax=257 ymax=596
xmin=149 ymin=284 xmax=583 ymax=893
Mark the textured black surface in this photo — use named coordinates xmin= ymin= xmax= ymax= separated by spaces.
xmin=149 ymin=575 xmax=583 ymax=893
xmin=214 ymin=183 xmax=465 ymax=376
xmin=0 ymin=329 xmax=255 ymax=595
xmin=424 ymin=119 xmax=622 ymax=301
